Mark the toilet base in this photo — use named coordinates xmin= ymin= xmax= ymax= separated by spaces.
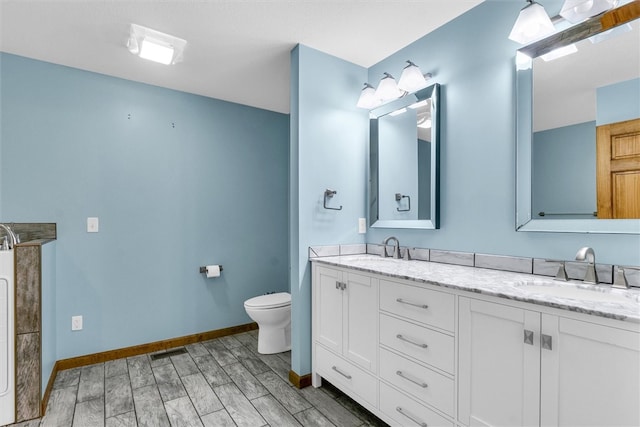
xmin=257 ymin=324 xmax=291 ymax=354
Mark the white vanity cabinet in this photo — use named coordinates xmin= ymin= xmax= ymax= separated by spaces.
xmin=378 ymin=278 xmax=456 ymax=425
xmin=312 ymin=264 xmax=379 ymax=407
xmin=459 ymin=296 xmax=640 ymax=427
xmin=312 ymin=257 xmax=640 ymax=427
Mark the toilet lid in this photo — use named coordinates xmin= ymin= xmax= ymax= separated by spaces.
xmin=244 ymin=292 xmax=291 ymax=309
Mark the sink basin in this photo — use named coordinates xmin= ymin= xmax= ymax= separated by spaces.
xmin=514 ymin=281 xmax=640 ymax=304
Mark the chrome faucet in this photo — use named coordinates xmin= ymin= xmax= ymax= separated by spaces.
xmin=0 ymin=224 xmax=18 ymax=250
xmin=382 ymin=236 xmax=401 ymax=259
xmin=575 ymin=246 xmax=598 ymax=284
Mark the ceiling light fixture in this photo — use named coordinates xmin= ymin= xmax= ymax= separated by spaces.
xmin=357 ymin=61 xmax=432 ymax=109
xmin=560 ymin=0 xmax=618 ymax=24
xmin=128 ymin=24 xmax=187 ymax=65
xmin=509 ymin=0 xmax=556 ymax=44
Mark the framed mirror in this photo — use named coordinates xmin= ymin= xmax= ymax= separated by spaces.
xmin=369 ymin=83 xmax=440 ymax=229
xmin=515 ymin=5 xmax=640 ymax=234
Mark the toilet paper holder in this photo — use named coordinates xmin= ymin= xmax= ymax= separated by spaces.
xmin=199 ymin=265 xmax=224 ymax=274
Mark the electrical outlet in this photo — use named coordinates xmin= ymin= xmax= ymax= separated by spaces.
xmin=72 ymin=315 xmax=83 ymax=331
xmin=358 ymin=217 xmax=367 ymax=234
xmin=87 ymin=217 xmax=99 ymax=233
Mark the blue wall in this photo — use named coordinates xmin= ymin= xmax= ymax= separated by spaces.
xmin=532 ymin=121 xmax=596 ymax=218
xmin=290 ymin=45 xmax=368 ymax=375
xmin=362 ymin=1 xmax=640 ymax=267
xmin=597 ymin=78 xmax=640 ymax=125
xmin=0 ymin=53 xmax=290 ymax=359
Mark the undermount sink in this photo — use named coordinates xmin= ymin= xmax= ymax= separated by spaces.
xmin=514 ymin=281 xmax=640 ymax=304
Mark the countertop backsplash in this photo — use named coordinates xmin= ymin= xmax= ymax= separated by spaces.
xmin=308 ymin=243 xmax=640 ymax=288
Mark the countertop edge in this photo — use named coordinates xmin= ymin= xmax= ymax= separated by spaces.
xmin=311 ymin=256 xmax=640 ymax=324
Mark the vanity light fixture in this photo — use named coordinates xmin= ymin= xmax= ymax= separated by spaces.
xmin=357 ymin=61 xmax=432 ymax=109
xmin=128 ymin=24 xmax=187 ymax=65
xmin=560 ymin=0 xmax=618 ymax=24
xmin=398 ymin=60 xmax=428 ymax=92
xmin=356 ymin=83 xmax=379 ymax=109
xmin=540 ymin=43 xmax=578 ymax=61
xmin=375 ymin=73 xmax=403 ymax=102
xmin=509 ymin=0 xmax=556 ymax=44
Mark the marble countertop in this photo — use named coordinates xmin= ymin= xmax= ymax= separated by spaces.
xmin=312 ymin=254 xmax=640 ymax=323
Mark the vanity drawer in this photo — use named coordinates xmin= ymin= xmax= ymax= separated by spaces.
xmin=380 ymin=279 xmax=455 ymax=332
xmin=380 ymin=382 xmax=453 ymax=427
xmin=380 ymin=347 xmax=454 ymax=416
xmin=315 ymin=344 xmax=377 ymax=408
xmin=380 ymin=313 xmax=454 ymax=374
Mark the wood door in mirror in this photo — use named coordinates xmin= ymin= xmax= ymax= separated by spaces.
xmin=596 ymin=118 xmax=640 ymax=218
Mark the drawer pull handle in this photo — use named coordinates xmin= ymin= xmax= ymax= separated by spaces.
xmin=331 ymin=365 xmax=352 ymax=380
xmin=396 ymin=370 xmax=428 ymax=388
xmin=396 ymin=298 xmax=429 ymax=309
xmin=396 ymin=334 xmax=428 ymax=349
xmin=396 ymin=406 xmax=428 ymax=427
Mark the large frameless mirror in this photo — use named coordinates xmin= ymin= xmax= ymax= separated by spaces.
xmin=515 ymin=6 xmax=640 ymax=234
xmin=369 ymin=83 xmax=440 ymax=229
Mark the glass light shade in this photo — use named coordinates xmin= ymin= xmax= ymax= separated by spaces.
xmin=374 ymin=73 xmax=402 ymax=102
xmin=509 ymin=1 xmax=556 ymax=44
xmin=356 ymin=83 xmax=378 ymax=109
xmin=560 ymin=0 xmax=618 ymax=24
xmin=397 ymin=61 xmax=427 ymax=93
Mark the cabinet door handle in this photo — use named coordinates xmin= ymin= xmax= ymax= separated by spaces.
xmin=524 ymin=329 xmax=534 ymax=345
xmin=336 ymin=281 xmax=340 ymax=289
xmin=396 ymin=406 xmax=428 ymax=427
xmin=331 ymin=365 xmax=352 ymax=379
xmin=335 ymin=281 xmax=346 ymax=290
xmin=341 ymin=282 xmax=346 ymax=290
xmin=396 ymin=370 xmax=428 ymax=388
xmin=396 ymin=334 xmax=428 ymax=349
xmin=396 ymin=298 xmax=428 ymax=309
xmin=541 ymin=334 xmax=553 ymax=350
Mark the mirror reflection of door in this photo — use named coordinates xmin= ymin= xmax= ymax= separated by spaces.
xmin=531 ymin=19 xmax=639 ymax=220
xmin=596 ymin=118 xmax=640 ymax=218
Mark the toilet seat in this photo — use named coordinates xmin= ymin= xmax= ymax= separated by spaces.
xmin=244 ymin=292 xmax=291 ymax=310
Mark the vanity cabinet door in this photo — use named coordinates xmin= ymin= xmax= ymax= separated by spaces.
xmin=314 ymin=265 xmax=343 ymax=354
xmin=540 ymin=315 xmax=640 ymax=427
xmin=343 ymin=271 xmax=378 ymax=372
xmin=458 ymin=297 xmax=541 ymax=427
xmin=313 ymin=265 xmax=378 ymax=372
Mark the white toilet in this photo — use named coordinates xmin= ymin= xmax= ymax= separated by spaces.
xmin=244 ymin=292 xmax=291 ymax=354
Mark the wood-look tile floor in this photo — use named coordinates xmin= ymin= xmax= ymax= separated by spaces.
xmin=9 ymin=330 xmax=389 ymax=427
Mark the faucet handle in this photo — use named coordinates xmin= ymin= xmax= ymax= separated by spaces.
xmin=554 ymin=261 xmax=568 ymax=281
xmin=612 ymin=267 xmax=629 ymax=289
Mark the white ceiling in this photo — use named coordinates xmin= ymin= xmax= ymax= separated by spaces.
xmin=0 ymin=0 xmax=484 ymax=114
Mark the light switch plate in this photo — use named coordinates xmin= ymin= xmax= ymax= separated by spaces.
xmin=87 ymin=217 xmax=99 ymax=233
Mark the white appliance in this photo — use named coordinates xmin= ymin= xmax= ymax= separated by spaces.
xmin=0 ymin=249 xmax=14 ymax=426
